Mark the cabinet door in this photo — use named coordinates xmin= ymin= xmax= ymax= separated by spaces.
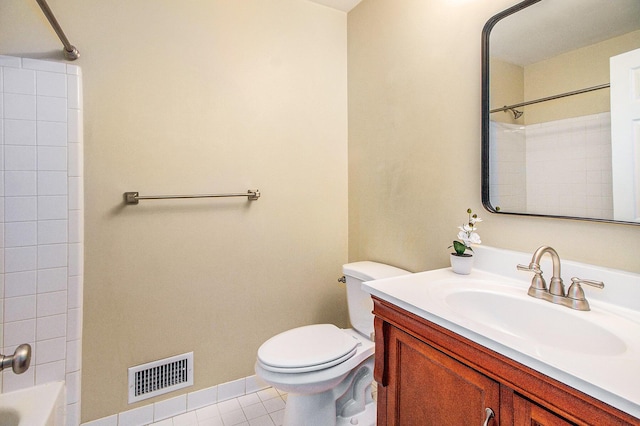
xmin=513 ymin=394 xmax=576 ymax=426
xmin=385 ymin=325 xmax=500 ymax=426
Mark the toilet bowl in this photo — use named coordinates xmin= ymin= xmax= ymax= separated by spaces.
xmin=255 ymin=262 xmax=410 ymax=426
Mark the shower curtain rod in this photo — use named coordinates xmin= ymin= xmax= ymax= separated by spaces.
xmin=35 ymin=0 xmax=79 ymax=60
xmin=490 ymin=83 xmax=610 ymax=114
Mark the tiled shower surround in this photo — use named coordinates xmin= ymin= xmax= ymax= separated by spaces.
xmin=0 ymin=55 xmax=84 ymax=425
xmin=490 ymin=112 xmax=613 ymax=219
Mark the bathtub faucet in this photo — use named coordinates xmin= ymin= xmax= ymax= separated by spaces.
xmin=0 ymin=344 xmax=32 ymax=374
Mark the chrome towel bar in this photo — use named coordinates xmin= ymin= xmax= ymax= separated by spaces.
xmin=124 ymin=189 xmax=260 ymax=205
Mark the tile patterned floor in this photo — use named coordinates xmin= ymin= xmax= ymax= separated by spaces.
xmin=150 ymin=388 xmax=287 ymax=426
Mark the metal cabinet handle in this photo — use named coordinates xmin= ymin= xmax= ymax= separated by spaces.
xmin=483 ymin=407 xmax=495 ymax=426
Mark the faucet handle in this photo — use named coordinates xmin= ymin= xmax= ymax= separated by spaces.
xmin=517 ymin=263 xmax=547 ymax=296
xmin=570 ymin=277 xmax=604 ymax=289
xmin=517 ymin=263 xmax=542 ymax=274
xmin=566 ymin=277 xmax=604 ymax=311
xmin=567 ymin=277 xmax=604 ymax=299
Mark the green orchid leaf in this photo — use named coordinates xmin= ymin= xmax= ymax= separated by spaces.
xmin=453 ymin=240 xmax=467 ymax=255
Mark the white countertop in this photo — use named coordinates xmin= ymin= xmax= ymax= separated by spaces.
xmin=362 ymin=246 xmax=640 ymax=418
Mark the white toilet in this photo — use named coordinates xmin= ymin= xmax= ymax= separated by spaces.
xmin=255 ymin=261 xmax=410 ymax=426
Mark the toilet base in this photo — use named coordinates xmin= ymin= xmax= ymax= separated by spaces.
xmin=336 ymin=399 xmax=376 ymax=426
xmin=281 ymin=358 xmax=376 ymax=426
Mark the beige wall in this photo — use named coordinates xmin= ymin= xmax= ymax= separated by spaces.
xmin=347 ymin=0 xmax=640 ymax=274
xmin=489 ymin=58 xmax=524 ymax=124
xmin=0 ymin=0 xmax=348 ymax=421
xmin=524 ymin=29 xmax=640 ymax=124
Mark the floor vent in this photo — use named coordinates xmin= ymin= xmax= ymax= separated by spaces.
xmin=128 ymin=352 xmax=194 ymax=403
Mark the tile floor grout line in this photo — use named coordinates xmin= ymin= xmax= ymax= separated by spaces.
xmin=148 ymin=386 xmax=287 ymax=426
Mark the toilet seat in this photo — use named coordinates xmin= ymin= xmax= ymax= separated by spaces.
xmin=258 ymin=324 xmax=360 ymax=373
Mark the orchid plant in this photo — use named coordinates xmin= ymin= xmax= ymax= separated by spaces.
xmin=450 ymin=208 xmax=482 ymax=256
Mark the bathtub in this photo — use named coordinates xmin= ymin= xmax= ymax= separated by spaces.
xmin=0 ymin=381 xmax=65 ymax=426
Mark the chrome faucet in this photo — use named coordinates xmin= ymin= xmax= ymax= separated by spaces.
xmin=0 ymin=344 xmax=32 ymax=374
xmin=517 ymin=246 xmax=604 ymax=311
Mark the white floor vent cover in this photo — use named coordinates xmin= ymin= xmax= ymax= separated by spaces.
xmin=128 ymin=352 xmax=194 ymax=403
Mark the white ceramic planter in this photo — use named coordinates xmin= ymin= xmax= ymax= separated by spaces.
xmin=450 ymin=253 xmax=474 ymax=275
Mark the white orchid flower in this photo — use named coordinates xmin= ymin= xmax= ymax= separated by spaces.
xmin=452 ymin=208 xmax=482 ymax=253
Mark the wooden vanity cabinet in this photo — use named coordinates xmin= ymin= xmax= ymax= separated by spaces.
xmin=382 ymin=323 xmax=500 ymax=425
xmin=372 ymin=297 xmax=639 ymax=426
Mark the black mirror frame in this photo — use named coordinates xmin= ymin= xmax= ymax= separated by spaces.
xmin=480 ymin=0 xmax=638 ymax=226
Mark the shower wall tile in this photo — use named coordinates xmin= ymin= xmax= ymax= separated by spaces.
xmin=38 ymin=146 xmax=68 ymax=171
xmin=3 ymin=68 xmax=36 ymax=95
xmin=68 ymin=211 xmax=83 ymax=243
xmin=69 ymin=177 xmax=83 ymax=210
xmin=38 ymin=121 xmax=67 ymax=146
xmin=67 ymin=75 xmax=82 ymax=109
xmin=4 ymin=119 xmax=36 ymax=145
xmin=37 ymin=196 xmax=68 ymax=220
xmin=37 ymin=71 xmax=67 ymax=97
xmin=38 ymin=171 xmax=68 ymax=195
xmin=68 ymin=110 xmax=82 ymax=143
xmin=526 ymin=113 xmax=613 ymax=219
xmin=5 ymin=221 xmax=37 ymax=247
xmin=5 ymin=171 xmax=37 ymax=196
xmin=38 ymin=220 xmax=68 ymax=245
xmin=37 ymin=290 xmax=67 ymax=317
xmin=37 ymin=244 xmax=68 ymax=269
xmin=5 ymin=196 xmax=37 ymax=221
xmin=69 ymin=244 xmax=83 ymax=276
xmin=4 ymin=319 xmax=36 ymax=347
xmin=4 ymin=295 xmax=36 ymax=321
xmin=22 ymin=58 xmax=66 ymax=73
xmin=4 ymin=93 xmax=36 ymax=120
xmin=66 ymin=339 xmax=81 ymax=372
xmin=68 ymin=276 xmax=83 ymax=309
xmin=4 ymin=271 xmax=36 ymax=297
xmin=37 ymin=96 xmax=67 ymax=122
xmin=37 ymin=314 xmax=67 ymax=340
xmin=35 ymin=360 xmax=66 ymax=384
xmin=67 ymin=308 xmax=82 ymax=341
xmin=5 ymin=145 xmax=36 ymax=170
xmin=66 ymin=370 xmax=81 ymax=403
xmin=36 ymin=337 xmax=66 ymax=364
xmin=68 ymin=143 xmax=82 ymax=176
xmin=1 ymin=57 xmax=84 ymax=422
xmin=491 ymin=113 xmax=613 ymax=219
xmin=2 ymin=366 xmax=34 ymax=391
xmin=0 ymin=56 xmax=21 ymax=68
xmin=38 ymin=268 xmax=68 ymax=293
xmin=4 ymin=246 xmax=37 ymax=273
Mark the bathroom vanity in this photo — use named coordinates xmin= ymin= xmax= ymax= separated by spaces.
xmin=363 ymin=246 xmax=640 ymax=425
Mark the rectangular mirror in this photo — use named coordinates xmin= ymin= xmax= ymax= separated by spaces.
xmin=481 ymin=0 xmax=640 ymax=224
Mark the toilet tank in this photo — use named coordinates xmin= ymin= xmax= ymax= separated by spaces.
xmin=343 ymin=261 xmax=411 ymax=339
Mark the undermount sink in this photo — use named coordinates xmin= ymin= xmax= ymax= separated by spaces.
xmin=442 ymin=285 xmax=627 ymax=356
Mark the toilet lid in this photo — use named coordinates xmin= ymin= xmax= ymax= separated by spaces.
xmin=258 ymin=324 xmax=360 ymax=372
